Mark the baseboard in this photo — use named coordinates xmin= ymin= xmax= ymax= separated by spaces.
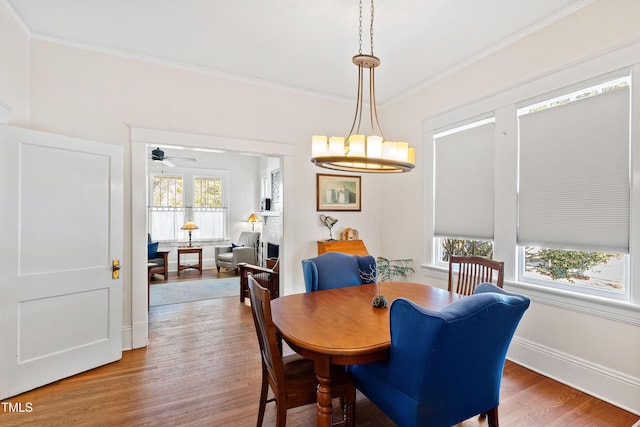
xmin=508 ymin=336 xmax=640 ymax=415
xmin=121 ymin=325 xmax=132 ymax=351
xmin=122 ymin=320 xmax=148 ymax=351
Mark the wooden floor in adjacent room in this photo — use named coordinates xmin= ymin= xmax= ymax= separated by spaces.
xmin=1 ymin=271 xmax=638 ymax=426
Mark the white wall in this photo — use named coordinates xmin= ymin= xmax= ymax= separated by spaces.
xmin=0 ymin=3 xmax=30 ymax=124
xmin=381 ymin=0 xmax=640 ymax=414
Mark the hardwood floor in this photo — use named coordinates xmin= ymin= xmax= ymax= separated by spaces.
xmin=152 ymin=266 xmax=238 ymax=283
xmin=1 ymin=276 xmax=638 ymax=426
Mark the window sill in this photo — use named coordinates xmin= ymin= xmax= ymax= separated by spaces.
xmin=420 ymin=264 xmax=640 ymax=327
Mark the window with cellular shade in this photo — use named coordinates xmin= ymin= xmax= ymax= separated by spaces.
xmin=434 ymin=120 xmax=495 ymax=240
xmin=518 ymin=86 xmax=630 ymax=253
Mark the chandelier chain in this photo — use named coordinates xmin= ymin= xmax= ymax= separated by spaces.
xmin=358 ymin=0 xmax=363 ymax=55
xmin=358 ymin=0 xmax=375 ymax=55
xmin=370 ymin=0 xmax=374 ymax=55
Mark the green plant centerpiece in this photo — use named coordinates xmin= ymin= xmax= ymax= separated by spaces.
xmin=361 ymin=257 xmax=415 ymax=308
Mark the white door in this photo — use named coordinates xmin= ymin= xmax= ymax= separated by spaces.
xmin=0 ymin=126 xmax=123 ymax=399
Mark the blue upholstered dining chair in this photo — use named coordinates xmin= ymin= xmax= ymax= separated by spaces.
xmin=351 ymin=283 xmax=530 ymax=427
xmin=301 ymin=251 xmax=377 ymax=292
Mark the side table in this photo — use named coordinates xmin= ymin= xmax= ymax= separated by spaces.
xmin=177 ymin=246 xmax=203 ymax=276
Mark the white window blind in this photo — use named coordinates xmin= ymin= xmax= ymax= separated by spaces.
xmin=434 ymin=121 xmax=495 ymax=240
xmin=518 ymin=87 xmax=630 ymax=253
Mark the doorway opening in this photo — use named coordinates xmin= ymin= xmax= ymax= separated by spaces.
xmin=131 ymin=127 xmax=293 ymax=349
xmin=146 ymin=145 xmax=282 ymax=307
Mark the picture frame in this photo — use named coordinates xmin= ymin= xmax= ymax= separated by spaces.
xmin=316 ymin=174 xmax=361 ymax=211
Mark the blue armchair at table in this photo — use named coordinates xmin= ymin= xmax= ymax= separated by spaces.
xmin=351 ymin=283 xmax=530 ymax=427
xmin=301 ymin=251 xmax=376 ymax=292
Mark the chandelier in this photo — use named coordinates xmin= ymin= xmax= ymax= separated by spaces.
xmin=311 ymin=0 xmax=415 ymax=173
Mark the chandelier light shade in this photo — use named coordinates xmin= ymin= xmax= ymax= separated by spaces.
xmin=311 ymin=0 xmax=415 ymax=173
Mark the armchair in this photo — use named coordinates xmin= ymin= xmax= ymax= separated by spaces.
xmin=214 ymin=231 xmax=260 ymax=274
xmin=147 ymin=234 xmax=169 ymax=282
xmin=239 ymin=261 xmax=279 ymax=303
xmin=352 ymin=283 xmax=530 ymax=427
xmin=301 ymin=251 xmax=376 ymax=292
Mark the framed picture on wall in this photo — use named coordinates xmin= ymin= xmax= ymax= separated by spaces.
xmin=316 ymin=174 xmax=361 ymax=211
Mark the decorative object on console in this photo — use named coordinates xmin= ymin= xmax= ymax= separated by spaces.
xmin=260 ymin=198 xmax=271 ymax=211
xmin=317 ymin=173 xmax=361 ymax=211
xmin=247 ymin=213 xmax=261 ymax=231
xmin=180 ymin=221 xmax=199 ymax=247
xmin=339 ymin=228 xmax=359 ymax=241
xmin=319 ymin=214 xmax=338 ymax=241
xmin=310 ymin=0 xmax=415 ymax=173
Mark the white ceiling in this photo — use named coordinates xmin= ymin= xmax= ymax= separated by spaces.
xmin=8 ymin=0 xmax=591 ymax=104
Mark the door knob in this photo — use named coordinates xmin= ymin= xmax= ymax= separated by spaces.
xmin=112 ymin=259 xmax=121 ymax=279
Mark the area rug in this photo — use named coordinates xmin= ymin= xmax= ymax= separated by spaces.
xmin=149 ymin=277 xmax=239 ymax=306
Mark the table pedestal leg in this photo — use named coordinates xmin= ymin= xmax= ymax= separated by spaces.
xmin=316 ymin=373 xmax=332 ymax=427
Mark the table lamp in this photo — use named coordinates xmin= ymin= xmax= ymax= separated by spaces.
xmin=181 ymin=221 xmax=199 ymax=247
xmin=247 ymin=213 xmax=261 ymax=231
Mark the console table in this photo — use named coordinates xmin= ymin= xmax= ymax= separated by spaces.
xmin=177 ymin=246 xmax=203 ymax=275
xmin=317 ymin=239 xmax=368 ymax=256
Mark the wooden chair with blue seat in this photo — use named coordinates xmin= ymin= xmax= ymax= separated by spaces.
xmin=301 ymin=251 xmax=377 ymax=292
xmin=351 ymin=283 xmax=530 ymax=427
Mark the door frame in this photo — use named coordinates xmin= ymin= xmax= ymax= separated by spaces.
xmin=129 ymin=127 xmax=295 ymax=348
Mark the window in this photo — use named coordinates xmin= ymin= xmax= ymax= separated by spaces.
xmin=149 ymin=173 xmax=228 ymax=242
xmin=149 ymin=175 xmax=185 ymax=241
xmin=523 ymin=247 xmax=625 ymax=294
xmin=428 ymin=72 xmax=633 ymax=302
xmin=517 ymin=78 xmax=630 ymax=297
xmin=436 ymin=238 xmax=494 ymax=265
xmin=433 ymin=118 xmax=496 ymax=266
xmin=192 ymin=176 xmax=226 ymax=241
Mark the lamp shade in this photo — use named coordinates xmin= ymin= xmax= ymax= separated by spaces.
xmin=247 ymin=213 xmax=260 ymax=223
xmin=181 ymin=221 xmax=199 ymax=231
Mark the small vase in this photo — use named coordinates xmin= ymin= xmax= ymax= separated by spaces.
xmin=371 ymin=293 xmax=388 ymax=308
xmin=371 ymin=282 xmax=388 ymax=308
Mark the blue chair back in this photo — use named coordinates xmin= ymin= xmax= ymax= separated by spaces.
xmin=301 ymin=252 xmax=376 ymax=292
xmin=352 ymin=283 xmax=530 ymax=427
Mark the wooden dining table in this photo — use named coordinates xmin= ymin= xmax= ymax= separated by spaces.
xmin=270 ymin=281 xmax=461 ymax=427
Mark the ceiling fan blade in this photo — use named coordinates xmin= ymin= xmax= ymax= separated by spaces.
xmin=168 ymin=156 xmax=197 ymax=162
xmin=162 ymin=159 xmax=175 ymax=167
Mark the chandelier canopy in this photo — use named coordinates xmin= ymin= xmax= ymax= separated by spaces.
xmin=311 ymin=0 xmax=415 ymax=173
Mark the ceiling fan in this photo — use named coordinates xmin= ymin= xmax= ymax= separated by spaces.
xmin=149 ymin=147 xmax=197 ymax=167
